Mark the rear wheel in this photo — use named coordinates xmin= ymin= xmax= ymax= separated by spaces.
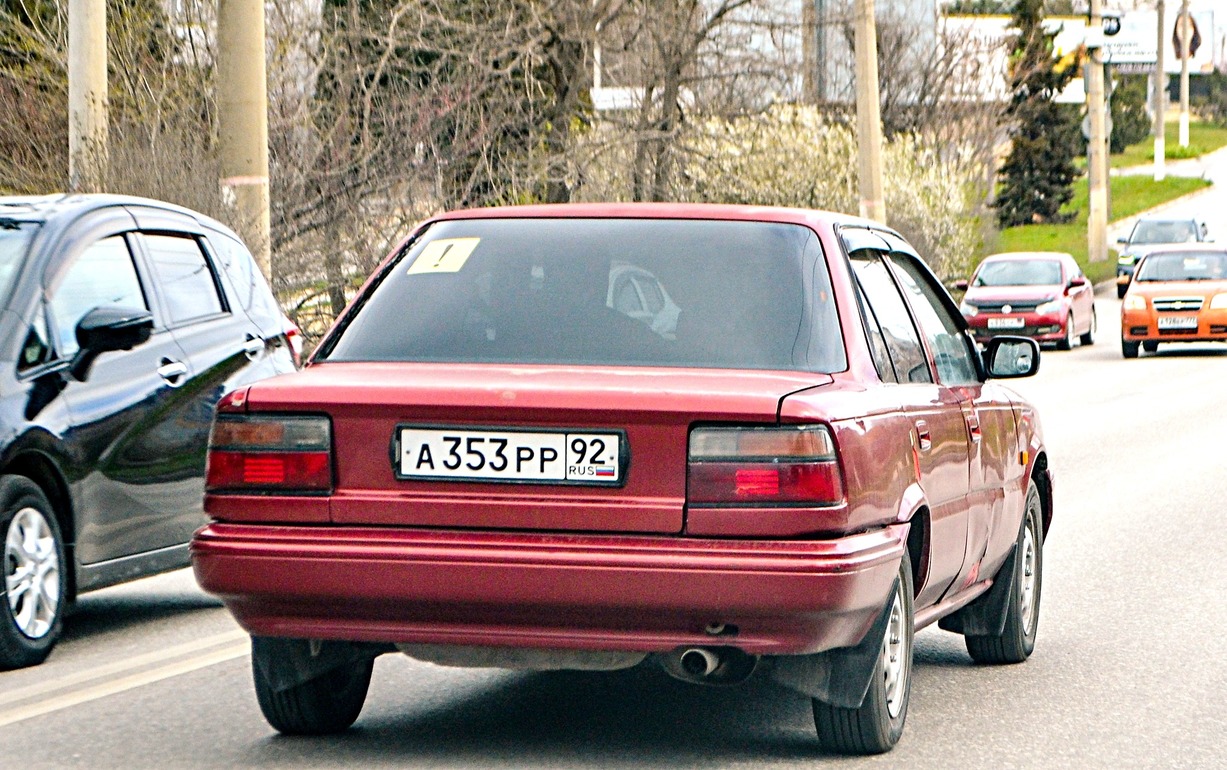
xmin=1 ymin=476 xmax=66 ymax=670
xmin=966 ymin=482 xmax=1043 ymax=664
xmin=1057 ymin=315 xmax=1075 ymax=350
xmin=1122 ymin=339 xmax=1139 ymax=359
xmin=254 ymin=651 xmax=373 ymax=734
xmin=1142 ymin=341 xmax=1159 ymax=353
xmin=813 ymin=549 xmax=914 ymax=755
xmin=1080 ymin=309 xmax=1096 ymax=346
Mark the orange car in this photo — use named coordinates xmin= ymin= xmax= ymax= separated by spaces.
xmin=1120 ymin=246 xmax=1227 ymax=358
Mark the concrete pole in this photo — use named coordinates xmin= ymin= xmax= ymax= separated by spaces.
xmin=1087 ymin=0 xmax=1108 ymax=263
xmin=1153 ymin=0 xmax=1166 ymax=181
xmin=218 ymin=0 xmax=273 ymax=282
xmin=853 ymin=0 xmax=885 ymax=223
xmin=68 ymin=0 xmax=107 ymax=193
xmin=1178 ymin=0 xmax=1190 ymax=147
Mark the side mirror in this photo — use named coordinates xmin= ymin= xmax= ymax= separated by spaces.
xmin=983 ymin=336 xmax=1040 ymax=379
xmin=70 ymin=306 xmax=154 ymax=381
xmin=954 ymin=279 xmax=969 ymax=291
xmin=1116 ymin=238 xmax=1128 ymax=247
xmin=1069 ymin=276 xmax=1088 ymax=288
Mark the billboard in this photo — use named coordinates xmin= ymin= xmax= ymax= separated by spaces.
xmin=1103 ymin=9 xmax=1218 ymax=73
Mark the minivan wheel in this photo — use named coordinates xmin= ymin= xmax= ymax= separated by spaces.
xmin=1 ymin=476 xmax=66 ymax=670
xmin=813 ymin=549 xmax=914 ymax=755
xmin=254 ymin=651 xmax=374 ymax=735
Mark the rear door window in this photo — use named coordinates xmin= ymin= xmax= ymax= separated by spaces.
xmin=143 ymin=234 xmax=224 ymax=325
xmin=323 ymin=218 xmax=847 ymax=373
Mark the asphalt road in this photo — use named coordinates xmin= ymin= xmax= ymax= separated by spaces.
xmin=5 ymin=293 xmax=1227 ymax=767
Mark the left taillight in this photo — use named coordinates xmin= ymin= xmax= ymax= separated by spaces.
xmin=206 ymin=414 xmax=332 ymax=493
xmin=687 ymin=425 xmax=845 ymax=506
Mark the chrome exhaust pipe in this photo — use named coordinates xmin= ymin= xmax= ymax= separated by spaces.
xmin=680 ymin=647 xmax=721 ymax=677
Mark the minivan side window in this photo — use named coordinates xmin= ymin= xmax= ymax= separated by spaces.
xmin=144 ymin=234 xmax=224 ymax=325
xmin=48 ymin=235 xmax=148 ymax=357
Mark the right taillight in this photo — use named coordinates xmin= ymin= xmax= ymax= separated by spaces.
xmin=206 ymin=414 xmax=332 ymax=493
xmin=687 ymin=425 xmax=845 ymax=506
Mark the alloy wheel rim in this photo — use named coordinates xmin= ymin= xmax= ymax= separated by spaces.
xmin=4 ymin=507 xmax=60 ymax=639
xmin=1019 ymin=514 xmax=1038 ymax=636
xmin=881 ymin=590 xmax=908 ymax=720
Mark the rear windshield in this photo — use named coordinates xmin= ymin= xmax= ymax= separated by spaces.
xmin=973 ymin=260 xmax=1062 ymax=287
xmin=1135 ymin=251 xmax=1227 ymax=282
xmin=322 ymin=218 xmax=846 ymax=372
xmin=0 ymin=220 xmax=38 ymax=304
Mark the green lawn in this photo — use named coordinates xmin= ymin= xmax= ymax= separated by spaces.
xmin=996 ymin=174 xmax=1209 ymax=285
xmin=1113 ymin=120 xmax=1227 ymax=167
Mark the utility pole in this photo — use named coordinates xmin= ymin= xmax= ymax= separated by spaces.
xmin=218 ymin=0 xmax=273 ymax=282
xmin=68 ymin=0 xmax=107 ymax=193
xmin=853 ymin=0 xmax=885 ymax=223
xmin=1154 ymin=0 xmax=1166 ymax=181
xmin=1087 ymin=0 xmax=1108 ymax=263
xmin=1178 ymin=0 xmax=1191 ymax=147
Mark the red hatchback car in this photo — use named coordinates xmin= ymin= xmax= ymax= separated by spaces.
xmin=191 ymin=204 xmax=1051 ymax=755
xmin=957 ymin=251 xmax=1096 ymax=350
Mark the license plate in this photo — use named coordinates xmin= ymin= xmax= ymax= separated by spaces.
xmin=1157 ymin=316 xmax=1198 ymax=329
xmin=396 ymin=427 xmax=624 ymax=484
xmin=987 ymin=317 xmax=1025 ymax=329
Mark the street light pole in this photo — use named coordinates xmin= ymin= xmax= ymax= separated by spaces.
xmin=68 ymin=0 xmax=107 ymax=192
xmin=853 ymin=0 xmax=885 ymax=223
xmin=1154 ymin=0 xmax=1166 ymax=181
xmin=218 ymin=0 xmax=273 ymax=282
xmin=1178 ymin=0 xmax=1190 ymax=148
xmin=1087 ymin=0 xmax=1108 ymax=264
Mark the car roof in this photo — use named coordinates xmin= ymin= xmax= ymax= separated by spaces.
xmin=0 ymin=192 xmax=236 ymax=237
xmin=979 ymin=251 xmax=1072 ymax=262
xmin=427 ymin=202 xmax=894 ymax=233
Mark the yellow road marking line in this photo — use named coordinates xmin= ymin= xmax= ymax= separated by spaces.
xmin=0 ymin=640 xmax=249 ymax=728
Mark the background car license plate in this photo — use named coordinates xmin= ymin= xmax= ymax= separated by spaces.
xmin=988 ymin=317 xmax=1025 ymax=329
xmin=1157 ymin=316 xmax=1198 ymax=329
xmin=397 ymin=427 xmax=623 ymax=484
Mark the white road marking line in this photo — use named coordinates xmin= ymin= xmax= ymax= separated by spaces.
xmin=0 ymin=628 xmax=247 ymax=707
xmin=0 ymin=640 xmax=250 ymax=728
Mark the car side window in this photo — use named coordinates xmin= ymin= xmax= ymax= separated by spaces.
xmin=853 ymin=276 xmax=898 ymax=383
xmin=848 ymin=249 xmax=932 ymax=384
xmin=144 ymin=234 xmax=224 ymax=325
xmin=888 ymin=254 xmax=981 ymax=386
xmin=48 ymin=235 xmax=148 ymax=357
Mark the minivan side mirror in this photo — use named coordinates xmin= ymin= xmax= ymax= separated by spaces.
xmin=70 ymin=305 xmax=154 ymax=381
xmin=983 ymin=336 xmax=1040 ymax=379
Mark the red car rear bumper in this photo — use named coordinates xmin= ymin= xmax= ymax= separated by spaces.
xmin=191 ymin=522 xmax=906 ymax=656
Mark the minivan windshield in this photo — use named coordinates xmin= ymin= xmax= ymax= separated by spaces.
xmin=323 ymin=218 xmax=846 ymax=372
xmin=0 ymin=220 xmax=38 ymax=304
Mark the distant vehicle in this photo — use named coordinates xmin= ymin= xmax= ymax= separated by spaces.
xmin=1116 ymin=217 xmax=1210 ymax=298
xmin=1120 ymin=245 xmax=1227 ymax=358
xmin=0 ymin=194 xmax=296 ymax=669
xmin=957 ymin=251 xmax=1096 ymax=350
xmin=192 ymin=203 xmax=1051 ymax=755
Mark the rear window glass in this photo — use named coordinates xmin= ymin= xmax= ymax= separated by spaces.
xmin=323 ymin=218 xmax=846 ymax=372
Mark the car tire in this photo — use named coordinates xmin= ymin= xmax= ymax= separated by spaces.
xmin=1 ymin=475 xmax=66 ymax=670
xmin=1057 ymin=315 xmax=1074 ymax=350
xmin=813 ymin=548 xmax=914 ymax=755
xmin=1080 ymin=309 xmax=1096 ymax=346
xmin=1116 ymin=283 xmax=1127 ymax=299
xmin=1121 ymin=339 xmax=1139 ymax=359
xmin=965 ymin=482 xmax=1043 ymax=665
xmin=254 ymin=651 xmax=374 ymax=735
xmin=1142 ymin=341 xmax=1159 ymax=353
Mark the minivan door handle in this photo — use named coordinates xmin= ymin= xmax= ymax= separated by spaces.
xmin=157 ymin=359 xmax=188 ymax=387
xmin=242 ymin=334 xmax=264 ymax=359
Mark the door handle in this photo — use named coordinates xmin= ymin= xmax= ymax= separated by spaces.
xmin=915 ymin=420 xmax=932 ymax=451
xmin=966 ymin=412 xmax=982 ymax=444
xmin=157 ymin=359 xmax=188 ymax=387
xmin=242 ymin=334 xmax=264 ymax=359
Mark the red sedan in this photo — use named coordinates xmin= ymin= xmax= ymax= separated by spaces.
xmin=191 ymin=204 xmax=1051 ymax=755
xmin=957 ymin=251 xmax=1097 ymax=350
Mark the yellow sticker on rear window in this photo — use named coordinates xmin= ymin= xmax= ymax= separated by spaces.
xmin=407 ymin=237 xmax=480 ymax=274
